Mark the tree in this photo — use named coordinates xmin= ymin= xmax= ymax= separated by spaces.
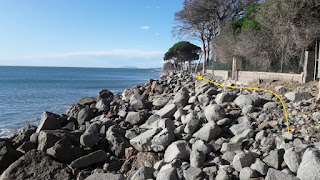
xmin=163 ymin=41 xmax=201 ymax=71
xmin=173 ymin=0 xmax=258 ymax=73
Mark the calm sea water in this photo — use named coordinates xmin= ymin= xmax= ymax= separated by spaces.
xmin=0 ymin=66 xmax=162 ymax=136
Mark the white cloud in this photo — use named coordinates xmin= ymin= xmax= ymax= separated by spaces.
xmin=140 ymin=26 xmax=150 ymax=30
xmin=0 ymin=49 xmax=165 ymax=60
xmin=155 ymin=33 xmax=159 ymax=35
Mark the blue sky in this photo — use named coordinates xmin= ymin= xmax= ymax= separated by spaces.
xmin=0 ymin=0 xmax=194 ymax=68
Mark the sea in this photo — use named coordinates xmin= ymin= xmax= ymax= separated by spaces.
xmin=0 ymin=66 xmax=162 ymax=136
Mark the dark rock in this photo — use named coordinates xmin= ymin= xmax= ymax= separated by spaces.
xmin=95 ymin=99 xmax=110 ymax=112
xmin=125 ymin=112 xmax=144 ymax=125
xmin=77 ymin=106 xmax=95 ymax=125
xmin=36 ymin=112 xmax=66 ymax=133
xmin=70 ymin=150 xmax=109 ymax=169
xmin=66 ymin=97 xmax=97 ymax=118
xmin=16 ymin=141 xmax=36 ymax=154
xmin=106 ymin=125 xmax=130 ymax=157
xmin=0 ymin=145 xmax=23 ymax=173
xmin=6 ymin=124 xmax=36 ymax=148
xmin=0 ymin=149 xmax=72 ymax=180
xmin=98 ymin=89 xmax=114 ymax=101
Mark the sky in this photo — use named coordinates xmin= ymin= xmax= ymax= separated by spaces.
xmin=0 ymin=0 xmax=193 ymax=68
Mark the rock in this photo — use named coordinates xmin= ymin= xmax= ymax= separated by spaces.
xmin=16 ymin=141 xmax=36 ymax=154
xmin=198 ymin=94 xmax=210 ymax=106
xmin=95 ymin=99 xmax=110 ymax=112
xmin=125 ymin=112 xmax=144 ymax=125
xmin=263 ymin=102 xmax=277 ymax=110
xmin=0 ymin=149 xmax=72 ymax=180
xmin=190 ymin=140 xmax=210 ymax=167
xmin=37 ymin=131 xmax=61 ymax=152
xmin=216 ymin=169 xmax=231 ymax=180
xmin=263 ymin=149 xmax=284 ymax=169
xmin=204 ymin=104 xmax=226 ymax=122
xmin=297 ymin=148 xmax=320 ymax=180
xmin=30 ymin=132 xmax=39 ymax=144
xmin=193 ymin=121 xmax=222 ymax=142
xmin=155 ymin=104 xmax=178 ymax=118
xmin=153 ymin=97 xmax=169 ymax=109
xmin=173 ymin=90 xmax=189 ymax=107
xmin=66 ymin=97 xmax=96 ymax=118
xmin=284 ymin=91 xmax=312 ymax=102
xmin=215 ymin=92 xmax=235 ymax=104
xmin=47 ymin=138 xmax=84 ymax=164
xmin=122 ymin=89 xmax=134 ymax=101
xmin=230 ymin=129 xmax=254 ymax=144
xmin=233 ymin=152 xmax=256 ymax=172
xmin=98 ymin=89 xmax=114 ymax=101
xmin=282 ymin=132 xmax=293 ymax=140
xmin=275 ymin=86 xmax=286 ymax=93
xmin=239 ymin=167 xmax=258 ymax=180
xmin=265 ymin=168 xmax=299 ymax=180
xmin=229 ymin=122 xmax=251 ymax=136
xmin=284 ymin=147 xmax=302 ymax=173
xmin=85 ymin=122 xmax=102 ymax=135
xmin=183 ymin=167 xmax=203 ymax=180
xmin=130 ymin=128 xmax=175 ymax=152
xmin=106 ymin=125 xmax=130 ymax=157
xmin=36 ymin=112 xmax=66 ymax=133
xmin=234 ymin=94 xmax=261 ymax=108
xmin=80 ymin=133 xmax=100 ymax=148
xmin=184 ymin=117 xmax=199 ymax=134
xmin=6 ymin=124 xmax=37 ymax=148
xmin=70 ymin=150 xmax=109 ymax=169
xmin=85 ymin=173 xmax=124 ymax=180
xmin=221 ymin=142 xmax=242 ymax=153
xmin=242 ymin=105 xmax=255 ymax=115
xmin=156 ymin=167 xmax=179 ymax=180
xmin=217 ymin=118 xmax=231 ymax=126
xmin=222 ymin=151 xmax=236 ymax=163
xmin=164 ymin=140 xmax=190 ymax=162
xmin=130 ymin=94 xmax=145 ymax=110
xmin=142 ymin=117 xmax=175 ymax=131
xmin=0 ymin=145 xmax=23 ymax=173
xmin=77 ymin=106 xmax=95 ymax=125
xmin=130 ymin=166 xmax=155 ymax=180
xmin=250 ymin=158 xmax=268 ymax=176
xmin=129 ymin=152 xmax=160 ymax=172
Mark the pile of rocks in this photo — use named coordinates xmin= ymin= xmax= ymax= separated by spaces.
xmin=1 ymin=72 xmax=320 ymax=180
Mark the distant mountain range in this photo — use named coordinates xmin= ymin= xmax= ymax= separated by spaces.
xmin=120 ymin=66 xmax=138 ymax=69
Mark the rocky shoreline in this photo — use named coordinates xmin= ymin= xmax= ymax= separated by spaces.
xmin=0 ymin=72 xmax=320 ymax=180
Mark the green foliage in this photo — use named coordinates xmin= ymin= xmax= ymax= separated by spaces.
xmin=164 ymin=41 xmax=201 ymax=62
xmin=232 ymin=3 xmax=261 ymax=34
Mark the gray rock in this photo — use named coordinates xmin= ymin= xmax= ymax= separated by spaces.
xmin=106 ymin=125 xmax=130 ymax=157
xmin=204 ymin=104 xmax=226 ymax=122
xmin=263 ymin=102 xmax=277 ymax=110
xmin=164 ymin=140 xmax=190 ymax=162
xmin=85 ymin=173 xmax=124 ymax=180
xmin=215 ymin=92 xmax=235 ymax=104
xmin=234 ymin=94 xmax=261 ymax=108
xmin=156 ymin=104 xmax=178 ymax=118
xmin=142 ymin=118 xmax=175 ymax=131
xmin=37 ymin=131 xmax=61 ymax=152
xmin=16 ymin=141 xmax=36 ymax=154
xmin=36 ymin=112 xmax=66 ymax=133
xmin=275 ymin=86 xmax=286 ymax=93
xmin=220 ymin=142 xmax=242 ymax=153
xmin=95 ymin=99 xmax=110 ymax=112
xmin=239 ymin=167 xmax=258 ymax=180
xmin=297 ymin=148 xmax=320 ymax=180
xmin=282 ymin=132 xmax=293 ymax=140
xmin=183 ymin=167 xmax=203 ymax=180
xmin=153 ymin=97 xmax=169 ymax=109
xmin=255 ymin=130 xmax=266 ymax=142
xmin=130 ymin=94 xmax=145 ymax=110
xmin=77 ymin=106 xmax=94 ymax=125
xmin=184 ymin=117 xmax=199 ymax=134
xmin=85 ymin=122 xmax=102 ymax=135
xmin=265 ymin=168 xmax=299 ymax=180
xmin=126 ymin=112 xmax=144 ymax=125
xmin=217 ymin=118 xmax=231 ymax=126
xmin=80 ymin=133 xmax=100 ymax=148
xmin=173 ymin=90 xmax=189 ymax=108
xmin=222 ymin=151 xmax=236 ymax=163
xmin=130 ymin=166 xmax=155 ymax=180
xmin=190 ymin=140 xmax=210 ymax=167
xmin=130 ymin=128 xmax=175 ymax=152
xmin=0 ymin=150 xmax=72 ymax=180
xmin=193 ymin=121 xmax=222 ymax=142
xmin=216 ymin=169 xmax=231 ymax=180
xmin=242 ymin=105 xmax=255 ymax=115
xmin=250 ymin=158 xmax=268 ymax=176
xmin=232 ymin=152 xmax=256 ymax=172
xmin=30 ymin=133 xmax=39 ymax=144
xmin=284 ymin=147 xmax=302 ymax=173
xmin=70 ymin=150 xmax=109 ymax=169
xmin=198 ymin=94 xmax=210 ymax=106
xmin=0 ymin=145 xmax=23 ymax=173
xmin=156 ymin=167 xmax=178 ymax=180
xmin=285 ymin=91 xmax=312 ymax=102
xmin=263 ymin=149 xmax=285 ymax=169
xmin=229 ymin=122 xmax=251 ymax=136
xmin=46 ymin=138 xmax=84 ymax=164
xmin=230 ymin=129 xmax=254 ymax=143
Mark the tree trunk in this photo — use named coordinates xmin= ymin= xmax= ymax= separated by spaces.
xmin=202 ymin=40 xmax=207 ymax=74
xmin=195 ymin=53 xmax=203 ymax=74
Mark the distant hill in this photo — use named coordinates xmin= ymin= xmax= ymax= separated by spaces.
xmin=120 ymin=66 xmax=138 ymax=69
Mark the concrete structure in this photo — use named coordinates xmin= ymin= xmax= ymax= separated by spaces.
xmin=303 ymin=51 xmax=316 ymax=83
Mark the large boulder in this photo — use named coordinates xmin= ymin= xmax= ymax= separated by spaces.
xmin=232 ymin=152 xmax=256 ymax=172
xmin=234 ymin=94 xmax=261 ymax=108
xmin=6 ymin=124 xmax=36 ymax=148
xmin=215 ymin=92 xmax=236 ymax=104
xmin=130 ymin=128 xmax=175 ymax=152
xmin=98 ymin=89 xmax=114 ymax=101
xmin=190 ymin=140 xmax=210 ymax=167
xmin=265 ymin=168 xmax=299 ymax=180
xmin=130 ymin=94 xmax=145 ymax=110
xmin=95 ymin=99 xmax=110 ymax=112
xmin=70 ymin=150 xmax=109 ymax=169
xmin=164 ymin=140 xmax=191 ymax=162
xmin=66 ymin=97 xmax=97 ymax=118
xmin=155 ymin=104 xmax=178 ymax=118
xmin=284 ymin=147 xmax=303 ymax=173
xmin=36 ymin=112 xmax=66 ymax=133
xmin=106 ymin=125 xmax=130 ymax=157
xmin=0 ymin=150 xmax=72 ymax=180
xmin=204 ymin=104 xmax=226 ymax=122
xmin=297 ymin=149 xmax=320 ymax=180
xmin=193 ymin=121 xmax=222 ymax=142
xmin=77 ymin=106 xmax=95 ymax=125
xmin=125 ymin=112 xmax=144 ymax=125
xmin=0 ymin=145 xmax=23 ymax=173
xmin=284 ymin=91 xmax=312 ymax=102
xmin=173 ymin=90 xmax=189 ymax=108
xmin=263 ymin=149 xmax=285 ymax=169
